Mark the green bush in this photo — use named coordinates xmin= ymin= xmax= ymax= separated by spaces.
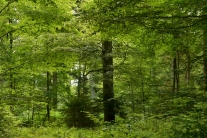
xmin=170 ymin=113 xmax=207 ymax=138
xmin=62 ymin=96 xmax=101 ymax=128
xmin=0 ymin=104 xmax=18 ymax=137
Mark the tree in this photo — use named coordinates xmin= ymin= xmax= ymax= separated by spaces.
xmin=102 ymin=40 xmax=115 ymax=122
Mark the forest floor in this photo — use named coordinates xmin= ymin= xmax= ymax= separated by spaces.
xmin=5 ymin=125 xmax=162 ymax=138
xmin=9 ymin=127 xmax=99 ymax=138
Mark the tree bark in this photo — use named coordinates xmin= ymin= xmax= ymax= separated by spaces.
xmin=53 ymin=72 xmax=58 ymax=109
xmin=172 ymin=54 xmax=180 ymax=93
xmin=46 ymin=71 xmax=50 ymax=121
xmin=77 ymin=62 xmax=81 ymax=99
xmin=8 ymin=15 xmax=15 ymax=111
xmin=186 ymin=48 xmax=191 ymax=85
xmin=90 ymin=73 xmax=96 ymax=99
xmin=102 ymin=40 xmax=115 ymax=122
xmin=176 ymin=50 xmax=180 ymax=91
xmin=203 ymin=25 xmax=207 ymax=93
xmin=172 ymin=57 xmax=177 ymax=93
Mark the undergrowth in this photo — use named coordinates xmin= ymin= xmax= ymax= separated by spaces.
xmin=7 ymin=115 xmax=173 ymax=138
xmin=3 ymin=113 xmax=207 ymax=138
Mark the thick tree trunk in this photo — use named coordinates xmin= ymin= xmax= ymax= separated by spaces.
xmin=102 ymin=40 xmax=115 ymax=122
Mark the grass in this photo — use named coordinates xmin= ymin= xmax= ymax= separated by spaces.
xmin=2 ymin=115 xmax=188 ymax=138
xmin=7 ymin=119 xmax=172 ymax=138
xmin=10 ymin=127 xmax=98 ymax=138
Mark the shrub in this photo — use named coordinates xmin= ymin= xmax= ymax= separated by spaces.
xmin=0 ymin=104 xmax=18 ymax=137
xmin=62 ymin=96 xmax=101 ymax=128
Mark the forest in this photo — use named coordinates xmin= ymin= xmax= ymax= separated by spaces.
xmin=1 ymin=0 xmax=207 ymax=137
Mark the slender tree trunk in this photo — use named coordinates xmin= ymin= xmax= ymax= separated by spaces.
xmin=77 ymin=62 xmax=82 ymax=99
xmin=8 ymin=15 xmax=14 ymax=111
xmin=203 ymin=26 xmax=207 ymax=93
xmin=186 ymin=48 xmax=191 ymax=85
xmin=46 ymin=71 xmax=50 ymax=121
xmin=53 ymin=72 xmax=58 ymax=109
xmin=90 ymin=73 xmax=96 ymax=99
xmin=82 ymin=64 xmax=87 ymax=95
xmin=172 ymin=54 xmax=180 ymax=93
xmin=31 ymin=107 xmax=35 ymax=124
xmin=176 ymin=50 xmax=180 ymax=91
xmin=172 ymin=57 xmax=176 ymax=93
xmin=142 ymin=81 xmax=145 ymax=116
xmin=30 ymin=77 xmax=36 ymax=125
xmin=102 ymin=40 xmax=115 ymax=122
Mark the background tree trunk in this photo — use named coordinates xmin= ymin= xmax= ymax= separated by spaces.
xmin=53 ymin=72 xmax=58 ymax=109
xmin=203 ymin=26 xmax=207 ymax=93
xmin=46 ymin=71 xmax=50 ymax=122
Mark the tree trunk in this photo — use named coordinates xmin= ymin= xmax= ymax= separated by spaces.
xmin=82 ymin=64 xmax=87 ymax=95
xmin=77 ymin=62 xmax=82 ymax=99
xmin=102 ymin=40 xmax=115 ymax=122
xmin=46 ymin=71 xmax=50 ymax=121
xmin=172 ymin=53 xmax=180 ymax=93
xmin=90 ymin=73 xmax=96 ymax=99
xmin=172 ymin=57 xmax=177 ymax=93
xmin=176 ymin=50 xmax=180 ymax=91
xmin=53 ymin=72 xmax=58 ymax=109
xmin=186 ymin=48 xmax=191 ymax=85
xmin=8 ymin=16 xmax=15 ymax=112
xmin=203 ymin=25 xmax=207 ymax=93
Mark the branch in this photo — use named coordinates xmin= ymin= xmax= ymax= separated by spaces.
xmin=0 ymin=29 xmax=15 ymax=39
xmin=0 ymin=59 xmax=46 ymax=76
xmin=0 ymin=25 xmax=26 ymax=39
xmin=0 ymin=62 xmax=27 ymax=76
xmin=84 ymin=52 xmax=127 ymax=76
xmin=103 ymin=13 xmax=207 ymax=30
xmin=0 ymin=16 xmax=57 ymax=39
xmin=84 ymin=68 xmax=102 ymax=76
xmin=174 ymin=17 xmax=207 ymax=29
xmin=0 ymin=1 xmax=15 ymax=14
xmin=128 ymin=14 xmax=207 ymax=19
xmin=149 ymin=84 xmax=172 ymax=87
xmin=114 ymin=51 xmax=127 ymax=67
xmin=144 ymin=16 xmax=207 ymax=30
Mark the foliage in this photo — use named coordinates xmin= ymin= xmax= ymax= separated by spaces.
xmin=8 ymin=113 xmax=204 ymax=138
xmin=0 ymin=104 xmax=18 ymax=137
xmin=1 ymin=0 xmax=207 ymax=137
xmin=62 ymin=96 xmax=102 ymax=128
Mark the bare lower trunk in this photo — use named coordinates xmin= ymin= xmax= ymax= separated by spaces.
xmin=53 ymin=72 xmax=58 ymax=109
xmin=172 ymin=57 xmax=176 ymax=93
xmin=203 ymin=27 xmax=207 ymax=93
xmin=186 ymin=48 xmax=191 ymax=85
xmin=46 ymin=71 xmax=50 ymax=121
xmin=102 ymin=40 xmax=115 ymax=122
xmin=172 ymin=50 xmax=180 ymax=93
